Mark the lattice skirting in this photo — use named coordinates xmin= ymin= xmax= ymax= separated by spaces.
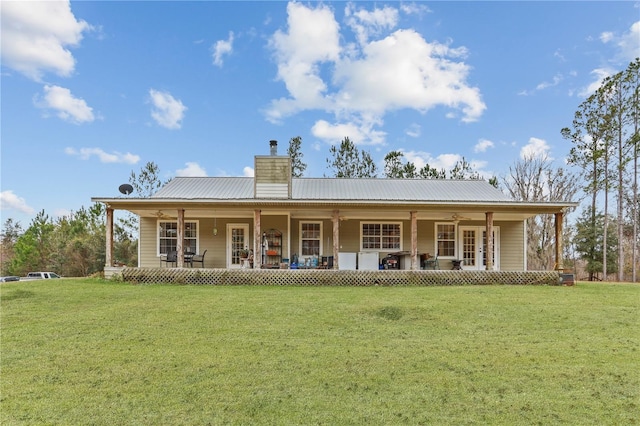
xmin=118 ymin=268 xmax=562 ymax=286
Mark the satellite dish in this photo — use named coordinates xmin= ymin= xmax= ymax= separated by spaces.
xmin=118 ymin=183 xmax=134 ymax=195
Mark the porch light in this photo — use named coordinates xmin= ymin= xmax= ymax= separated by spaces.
xmin=213 ymin=215 xmax=218 ymax=236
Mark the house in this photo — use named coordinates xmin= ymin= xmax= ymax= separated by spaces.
xmin=92 ymin=141 xmax=576 ymax=272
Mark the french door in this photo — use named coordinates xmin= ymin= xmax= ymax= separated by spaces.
xmin=458 ymin=226 xmax=499 ymax=270
xmin=227 ymin=224 xmax=249 ymax=269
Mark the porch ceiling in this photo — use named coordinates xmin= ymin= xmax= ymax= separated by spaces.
xmin=120 ymin=205 xmax=549 ymax=222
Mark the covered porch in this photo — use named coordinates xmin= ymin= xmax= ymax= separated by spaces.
xmin=101 ymin=203 xmax=569 ymax=273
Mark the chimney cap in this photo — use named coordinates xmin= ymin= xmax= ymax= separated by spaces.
xmin=269 ymin=140 xmax=278 ymax=146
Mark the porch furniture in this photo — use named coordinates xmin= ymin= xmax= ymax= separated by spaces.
xmin=263 ymin=229 xmax=282 ymax=267
xmin=241 ymin=250 xmax=253 ymax=269
xmin=190 ymin=250 xmax=207 ymax=268
xmin=184 ymin=251 xmax=195 ymax=266
xmin=160 ymin=251 xmax=177 ymax=267
xmin=382 ymin=254 xmax=400 ymax=269
xmin=451 ymin=259 xmax=463 ymax=270
xmin=423 ymin=255 xmax=439 ymax=270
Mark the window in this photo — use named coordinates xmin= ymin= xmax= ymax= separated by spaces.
xmin=158 ymin=221 xmax=198 ymax=255
xmin=436 ymin=223 xmax=456 ymax=257
xmin=361 ymin=222 xmax=401 ymax=251
xmin=300 ymin=222 xmax=322 ymax=256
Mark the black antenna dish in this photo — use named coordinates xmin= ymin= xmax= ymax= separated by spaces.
xmin=118 ymin=184 xmax=134 ymax=195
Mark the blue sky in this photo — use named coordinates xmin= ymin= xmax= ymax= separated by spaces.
xmin=1 ymin=1 xmax=639 ymax=227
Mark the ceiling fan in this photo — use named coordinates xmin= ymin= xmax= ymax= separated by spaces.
xmin=153 ymin=210 xmax=173 ymax=219
xmin=444 ymin=213 xmax=472 ymax=224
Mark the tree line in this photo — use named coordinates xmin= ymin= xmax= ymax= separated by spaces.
xmin=562 ymin=58 xmax=639 ymax=281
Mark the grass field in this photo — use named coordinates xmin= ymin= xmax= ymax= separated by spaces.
xmin=1 ymin=279 xmax=638 ymax=425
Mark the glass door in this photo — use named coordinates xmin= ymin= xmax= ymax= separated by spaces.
xmin=461 ymin=228 xmax=480 ymax=269
xmin=227 ymin=224 xmax=249 ymax=269
xmin=459 ymin=226 xmax=499 ymax=270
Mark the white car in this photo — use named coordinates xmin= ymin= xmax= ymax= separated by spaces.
xmin=23 ymin=272 xmax=61 ymax=280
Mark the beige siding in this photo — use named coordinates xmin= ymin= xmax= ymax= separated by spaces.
xmin=140 ymin=217 xmax=254 ymax=268
xmin=255 ymin=183 xmax=288 ymax=198
xmin=139 ymin=217 xmax=158 ymax=268
xmin=138 ymin=214 xmax=526 ymax=271
xmin=199 ymin=218 xmax=230 ymax=268
xmin=497 ymin=221 xmax=524 ymax=271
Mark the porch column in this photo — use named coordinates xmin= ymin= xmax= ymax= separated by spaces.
xmin=177 ymin=209 xmax=185 ymax=267
xmin=105 ymin=207 xmax=114 ymax=267
xmin=410 ymin=211 xmax=418 ymax=270
xmin=555 ymin=212 xmax=564 ymax=271
xmin=332 ymin=210 xmax=340 ymax=270
xmin=485 ymin=212 xmax=494 ymax=271
xmin=254 ymin=210 xmax=262 ymax=269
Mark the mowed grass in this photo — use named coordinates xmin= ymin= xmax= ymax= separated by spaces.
xmin=1 ymin=280 xmax=638 ymax=425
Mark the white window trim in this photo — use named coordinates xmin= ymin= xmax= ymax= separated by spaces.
xmin=157 ymin=220 xmax=200 ymax=256
xmin=434 ymin=222 xmax=457 ymax=259
xmin=360 ymin=221 xmax=403 ymax=252
xmin=299 ymin=221 xmax=323 ymax=259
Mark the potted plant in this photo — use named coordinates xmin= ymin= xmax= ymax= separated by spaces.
xmin=239 ymin=248 xmax=249 ymax=258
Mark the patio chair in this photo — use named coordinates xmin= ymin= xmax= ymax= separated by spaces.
xmin=423 ymin=255 xmax=439 ymax=270
xmin=160 ymin=250 xmax=177 ymax=267
xmin=190 ymin=250 xmax=207 ymax=268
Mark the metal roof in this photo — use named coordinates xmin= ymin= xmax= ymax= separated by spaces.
xmin=152 ymin=177 xmax=254 ymax=199
xmin=151 ymin=177 xmax=512 ymax=202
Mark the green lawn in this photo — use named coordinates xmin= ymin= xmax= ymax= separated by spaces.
xmin=1 ymin=280 xmax=638 ymax=425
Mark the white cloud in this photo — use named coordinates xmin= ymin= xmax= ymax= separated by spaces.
xmin=474 ymin=138 xmax=495 ymax=153
xmin=212 ymin=31 xmax=234 ymax=67
xmin=617 ymin=21 xmax=640 ymax=62
xmin=404 ymin=151 xmax=461 ymax=172
xmin=601 ymin=20 xmax=640 ymax=62
xmin=149 ymin=89 xmax=187 ymax=129
xmin=36 ymin=85 xmax=95 ymax=124
xmin=600 ymin=31 xmax=614 ymax=43
xmin=401 ymin=150 xmax=492 ymax=179
xmin=520 ymin=137 xmax=551 ymax=159
xmin=243 ymin=166 xmax=254 ymax=177
xmin=311 ymin=119 xmax=386 ymax=146
xmin=266 ymin=2 xmax=485 ymax=146
xmin=535 ymin=74 xmax=563 ymax=91
xmin=400 ymin=3 xmax=431 ymax=17
xmin=553 ymin=49 xmax=566 ymax=62
xmin=345 ymin=3 xmax=398 ymax=46
xmin=578 ymin=67 xmax=615 ymax=98
xmin=0 ymin=190 xmax=35 ymax=215
xmin=176 ymin=162 xmax=208 ymax=177
xmin=0 ymin=1 xmax=91 ymax=81
xmin=519 ymin=73 xmax=564 ymax=96
xmin=65 ymin=147 xmax=140 ymax=164
xmin=405 ymin=123 xmax=421 ymax=138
